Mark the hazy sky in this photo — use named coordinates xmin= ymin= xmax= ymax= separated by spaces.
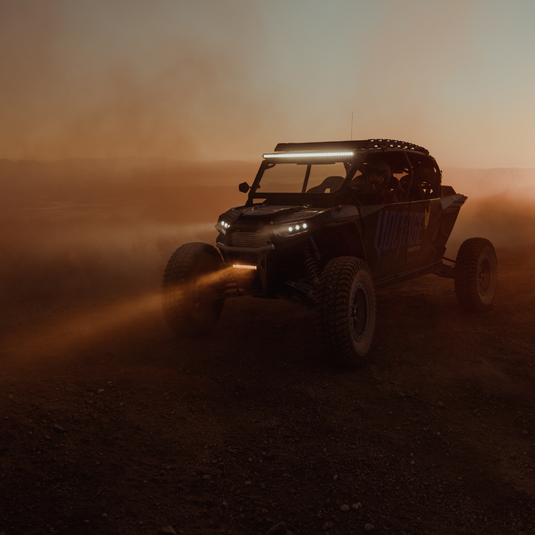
xmin=2 ymin=0 xmax=535 ymax=167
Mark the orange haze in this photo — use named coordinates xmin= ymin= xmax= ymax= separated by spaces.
xmin=1 ymin=158 xmax=534 ymax=361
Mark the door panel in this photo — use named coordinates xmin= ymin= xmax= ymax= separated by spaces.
xmin=360 ymin=199 xmax=440 ymax=279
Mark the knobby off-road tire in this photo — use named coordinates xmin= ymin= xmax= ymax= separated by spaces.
xmin=162 ymin=242 xmax=225 ymax=337
xmin=316 ymin=257 xmax=376 ymax=369
xmin=454 ymin=237 xmax=498 ymax=312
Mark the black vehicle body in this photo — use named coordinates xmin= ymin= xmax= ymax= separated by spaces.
xmin=215 ymin=139 xmax=463 ymax=307
xmin=162 ymin=138 xmax=497 ymax=368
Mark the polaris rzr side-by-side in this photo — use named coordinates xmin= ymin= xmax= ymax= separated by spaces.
xmin=162 ymin=139 xmax=498 ymax=368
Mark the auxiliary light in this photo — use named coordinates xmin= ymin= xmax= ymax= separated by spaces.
xmin=263 ymin=151 xmax=354 ymax=159
xmin=232 ymin=264 xmax=257 ymax=270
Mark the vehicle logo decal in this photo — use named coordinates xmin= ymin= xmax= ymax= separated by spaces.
xmin=374 ymin=209 xmax=426 ymax=259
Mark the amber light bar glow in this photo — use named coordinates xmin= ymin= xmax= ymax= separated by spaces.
xmin=263 ymin=151 xmax=354 ymax=159
xmin=232 ymin=264 xmax=257 ymax=270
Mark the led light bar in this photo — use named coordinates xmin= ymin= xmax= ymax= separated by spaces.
xmin=232 ymin=264 xmax=257 ymax=270
xmin=263 ymin=151 xmax=354 ymax=159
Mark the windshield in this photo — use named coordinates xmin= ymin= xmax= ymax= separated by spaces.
xmin=256 ymin=161 xmax=349 ymax=194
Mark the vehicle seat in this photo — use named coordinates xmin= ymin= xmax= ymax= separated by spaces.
xmin=307 ymin=175 xmax=345 ymax=193
xmin=413 ymin=167 xmax=440 ymax=199
xmin=400 ymin=174 xmax=425 ymax=201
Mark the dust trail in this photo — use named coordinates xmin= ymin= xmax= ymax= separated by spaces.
xmin=0 ymin=291 xmax=162 ymax=365
xmin=0 ymin=218 xmax=218 ymax=311
xmin=1 ymin=264 xmax=249 ymax=365
xmin=447 ymin=193 xmax=535 ymax=256
xmin=2 ymin=156 xmax=534 ymax=367
xmin=163 ymin=265 xmax=253 ymax=299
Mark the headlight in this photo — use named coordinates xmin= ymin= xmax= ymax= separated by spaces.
xmin=287 ymin=223 xmax=308 ymax=233
xmin=277 ymin=221 xmax=311 ymax=238
xmin=216 ymin=220 xmax=231 ymax=234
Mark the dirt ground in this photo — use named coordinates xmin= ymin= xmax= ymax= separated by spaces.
xmin=1 ymin=170 xmax=535 ymax=535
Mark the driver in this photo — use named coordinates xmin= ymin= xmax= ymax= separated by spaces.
xmin=353 ymin=159 xmax=404 ymax=204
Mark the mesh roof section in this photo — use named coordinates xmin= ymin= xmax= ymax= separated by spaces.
xmin=273 ymin=139 xmax=429 ymax=155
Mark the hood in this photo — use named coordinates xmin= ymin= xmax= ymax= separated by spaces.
xmin=237 ymin=205 xmax=303 ymax=221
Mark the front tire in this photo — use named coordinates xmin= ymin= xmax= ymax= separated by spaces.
xmin=162 ymin=242 xmax=225 ymax=336
xmin=454 ymin=238 xmax=498 ymax=312
xmin=316 ymin=257 xmax=376 ymax=369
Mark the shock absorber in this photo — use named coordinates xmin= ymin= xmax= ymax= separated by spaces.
xmin=304 ymin=238 xmax=322 ymax=288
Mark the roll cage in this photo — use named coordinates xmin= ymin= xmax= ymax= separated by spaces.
xmin=245 ymin=139 xmax=442 ymax=208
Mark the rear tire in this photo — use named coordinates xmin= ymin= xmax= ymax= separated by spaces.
xmin=316 ymin=257 xmax=376 ymax=369
xmin=162 ymin=242 xmax=225 ymax=336
xmin=454 ymin=238 xmax=497 ymax=312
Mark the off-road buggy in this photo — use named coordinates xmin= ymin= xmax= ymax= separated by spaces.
xmin=162 ymin=139 xmax=498 ymax=368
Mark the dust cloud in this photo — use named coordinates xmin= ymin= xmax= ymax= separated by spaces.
xmin=0 ymin=158 xmax=251 ymax=359
xmin=0 ymin=1 xmax=276 ymax=162
xmin=443 ymin=167 xmax=535 ymax=255
xmin=1 ymin=158 xmax=534 ymax=362
xmin=1 ymin=291 xmax=162 ymax=365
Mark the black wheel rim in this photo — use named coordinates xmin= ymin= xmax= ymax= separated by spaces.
xmin=351 ymin=282 xmax=368 ymax=342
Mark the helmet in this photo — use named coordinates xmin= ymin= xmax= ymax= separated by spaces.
xmin=364 ymin=159 xmax=391 ymax=189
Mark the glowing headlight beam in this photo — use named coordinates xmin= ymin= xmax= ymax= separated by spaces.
xmin=263 ymin=151 xmax=354 ymax=159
